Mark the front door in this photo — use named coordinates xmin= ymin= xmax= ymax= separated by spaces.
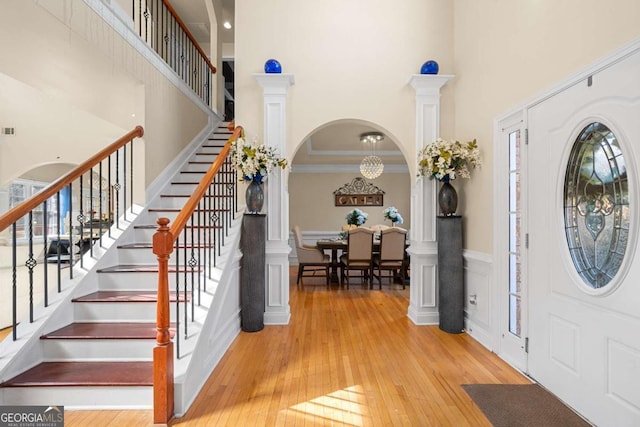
xmin=527 ymin=50 xmax=640 ymax=426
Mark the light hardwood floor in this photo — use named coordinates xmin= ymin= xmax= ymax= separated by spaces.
xmin=59 ymin=268 xmax=528 ymax=425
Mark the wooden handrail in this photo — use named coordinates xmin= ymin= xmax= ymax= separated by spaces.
xmin=0 ymin=126 xmax=144 ymax=233
xmin=162 ymin=0 xmax=217 ymax=74
xmin=152 ymin=124 xmax=241 ymax=424
xmin=168 ymin=125 xmax=242 ymax=239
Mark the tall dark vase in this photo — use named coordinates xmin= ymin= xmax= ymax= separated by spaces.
xmin=245 ymin=180 xmax=264 ymax=214
xmin=438 ymin=177 xmax=458 ymax=216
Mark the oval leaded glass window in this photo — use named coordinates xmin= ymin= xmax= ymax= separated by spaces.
xmin=564 ymin=122 xmax=629 ymax=289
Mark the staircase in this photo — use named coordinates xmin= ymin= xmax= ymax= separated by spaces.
xmin=0 ymin=124 xmax=242 ymax=410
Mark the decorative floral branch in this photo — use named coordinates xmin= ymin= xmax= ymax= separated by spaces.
xmin=230 ymin=137 xmax=288 ymax=183
xmin=418 ymin=138 xmax=481 ymax=181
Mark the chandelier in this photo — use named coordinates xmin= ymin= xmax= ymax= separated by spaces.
xmin=359 ymin=132 xmax=384 ymax=179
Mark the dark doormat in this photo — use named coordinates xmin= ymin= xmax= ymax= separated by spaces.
xmin=462 ymin=384 xmax=592 ymax=427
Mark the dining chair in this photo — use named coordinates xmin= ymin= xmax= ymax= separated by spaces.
xmin=373 ymin=227 xmax=408 ymax=289
xmin=339 ymin=227 xmax=375 ymax=289
xmin=369 ymin=224 xmax=390 ymax=233
xmin=293 ymin=225 xmax=331 ymax=286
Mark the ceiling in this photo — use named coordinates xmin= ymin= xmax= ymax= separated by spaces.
xmin=169 ymin=0 xmax=235 ymax=45
xmin=168 ymin=1 xmax=406 ymax=171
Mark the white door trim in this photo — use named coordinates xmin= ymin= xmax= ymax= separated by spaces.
xmin=493 ymin=109 xmax=528 ymax=371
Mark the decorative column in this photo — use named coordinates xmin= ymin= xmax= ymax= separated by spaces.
xmin=437 ymin=216 xmax=464 ymax=333
xmin=254 ymin=73 xmax=295 ymax=325
xmin=240 ymin=214 xmax=266 ymax=332
xmin=407 ymin=74 xmax=453 ymax=325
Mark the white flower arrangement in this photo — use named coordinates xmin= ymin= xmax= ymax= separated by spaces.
xmin=417 ymin=138 xmax=481 ymax=181
xmin=229 ymin=137 xmax=288 ymax=183
xmin=383 ymin=206 xmax=403 ymax=224
xmin=346 ymin=208 xmax=368 ymax=226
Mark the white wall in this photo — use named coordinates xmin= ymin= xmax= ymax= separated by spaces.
xmin=289 ymin=172 xmax=411 ymax=232
xmin=0 ymin=73 xmax=127 ymax=186
xmin=235 ymin=0 xmax=455 ymax=177
xmin=453 ymin=0 xmax=640 ymax=252
xmin=235 ymin=0 xmax=640 ymax=256
xmin=0 ymin=0 xmax=210 ymax=194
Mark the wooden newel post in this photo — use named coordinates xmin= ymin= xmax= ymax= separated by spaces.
xmin=152 ymin=217 xmax=174 ymax=425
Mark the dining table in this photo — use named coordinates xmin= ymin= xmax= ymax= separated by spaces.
xmin=316 ymin=237 xmax=389 ymax=284
xmin=316 ymin=236 xmax=410 ymax=285
xmin=315 ymin=239 xmax=349 ymax=283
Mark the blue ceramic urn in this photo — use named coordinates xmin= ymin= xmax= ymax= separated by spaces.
xmin=264 ymin=59 xmax=282 ymax=74
xmin=420 ymin=60 xmax=439 ymax=75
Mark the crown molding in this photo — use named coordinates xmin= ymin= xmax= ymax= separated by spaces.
xmin=291 ymin=164 xmax=409 ymax=174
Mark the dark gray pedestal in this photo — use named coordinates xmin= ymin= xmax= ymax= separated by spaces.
xmin=437 ymin=216 xmax=464 ymax=334
xmin=240 ymin=214 xmax=266 ymax=332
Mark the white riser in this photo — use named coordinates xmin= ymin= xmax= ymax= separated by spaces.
xmin=97 ymin=270 xmax=201 ymax=290
xmin=73 ymin=302 xmax=179 ymax=322
xmin=161 ymin=184 xmax=199 ymax=195
xmin=97 ymin=271 xmax=160 ymax=291
xmin=140 ymin=211 xmax=181 ymax=223
xmin=135 ymin=213 xmax=179 ymax=226
xmin=191 ymin=154 xmax=219 ymax=163
xmin=172 ymin=172 xmax=207 ymax=183
xmin=118 ymin=248 xmax=216 ymax=265
xmin=146 ymin=198 xmax=235 ymax=212
xmin=0 ymin=386 xmax=152 ymax=409
xmin=182 ymin=163 xmax=213 ymax=173
xmin=41 ymin=339 xmax=155 ymax=361
xmin=117 ymin=248 xmax=160 ymax=264
xmin=149 ymin=197 xmax=194 ymax=209
xmin=132 ymin=226 xmax=224 ymax=243
xmin=131 ymin=227 xmax=156 ymax=241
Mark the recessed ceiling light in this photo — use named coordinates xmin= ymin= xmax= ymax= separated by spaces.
xmin=223 ymin=21 xmax=232 ymax=29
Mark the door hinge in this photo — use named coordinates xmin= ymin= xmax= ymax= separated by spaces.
xmin=525 ymin=233 xmax=529 ymax=249
xmin=525 ymin=128 xmax=529 ymax=145
xmin=525 ymin=337 xmax=529 ymax=353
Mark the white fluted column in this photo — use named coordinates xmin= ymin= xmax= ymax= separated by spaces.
xmin=407 ymin=74 xmax=453 ymax=325
xmin=254 ymin=73 xmax=295 ymax=325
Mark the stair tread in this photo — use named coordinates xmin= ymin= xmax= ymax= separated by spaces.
xmin=97 ymin=264 xmax=203 ymax=273
xmin=134 ymin=224 xmax=223 ymax=229
xmin=160 ymin=194 xmax=233 ymax=198
xmin=1 ymin=362 xmax=153 ymax=387
xmin=72 ymin=290 xmax=188 ymax=303
xmin=170 ymin=181 xmax=235 ymax=185
xmin=41 ymin=322 xmax=175 ymax=340
xmin=147 ymin=208 xmax=229 ymax=212
xmin=180 ymin=170 xmax=235 ymax=173
xmin=118 ymin=243 xmax=214 ymax=249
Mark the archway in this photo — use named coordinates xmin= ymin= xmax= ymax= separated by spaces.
xmin=288 ymin=119 xmax=411 ymax=289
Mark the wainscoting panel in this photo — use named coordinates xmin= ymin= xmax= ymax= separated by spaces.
xmin=463 ymin=250 xmax=495 ymax=351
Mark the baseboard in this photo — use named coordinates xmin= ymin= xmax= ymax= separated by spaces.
xmin=407 ymin=307 xmax=439 ymax=326
xmin=264 ymin=311 xmax=291 ymax=325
